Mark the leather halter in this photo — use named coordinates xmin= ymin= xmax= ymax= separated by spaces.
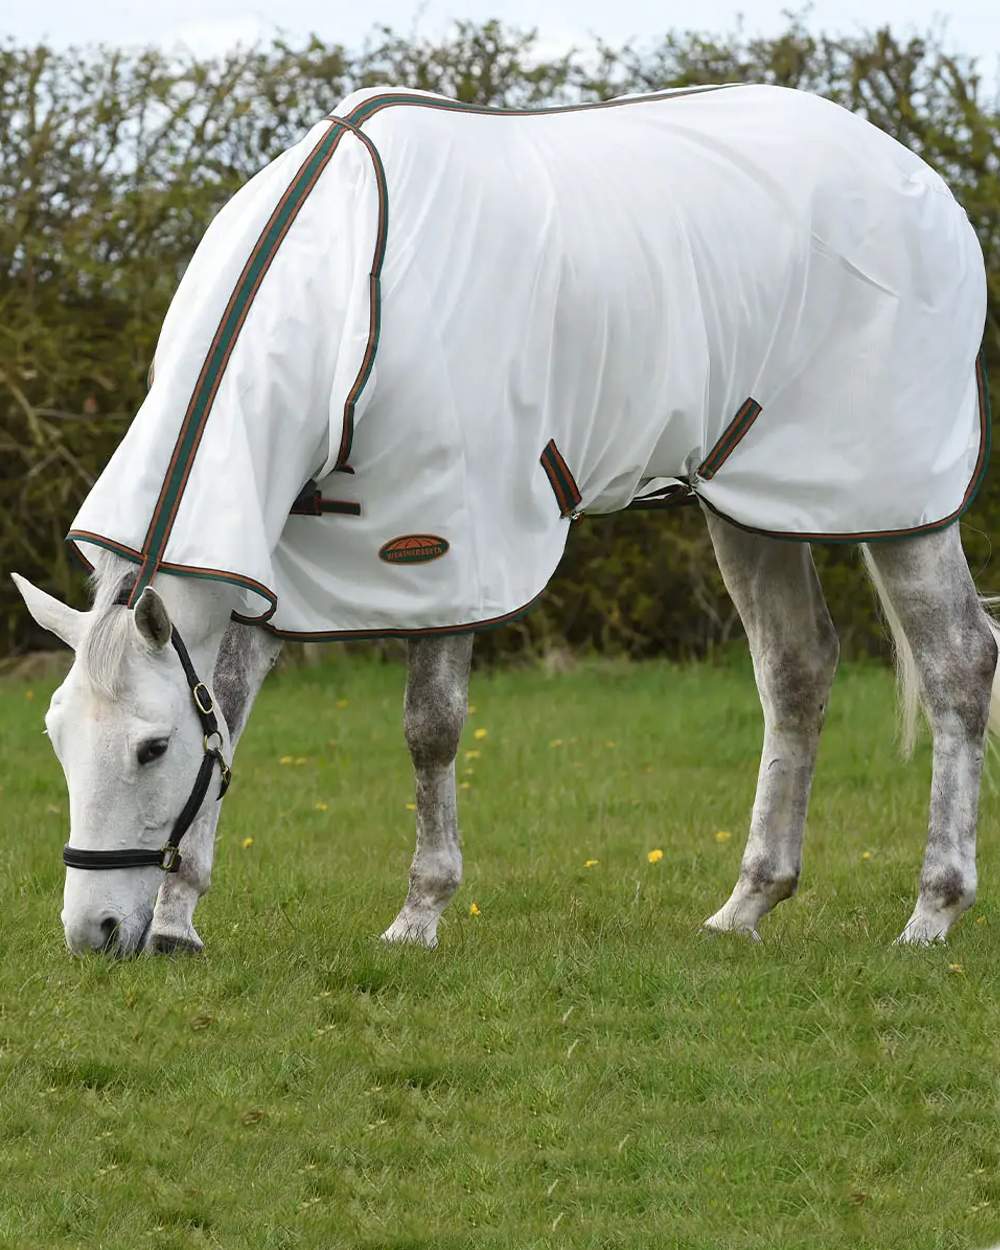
xmin=62 ymin=612 xmax=232 ymax=875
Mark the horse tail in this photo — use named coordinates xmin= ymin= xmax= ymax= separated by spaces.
xmin=862 ymin=545 xmax=1000 ymax=757
xmin=980 ymin=604 xmax=1000 ymax=741
xmin=861 ymin=546 xmax=921 ymax=757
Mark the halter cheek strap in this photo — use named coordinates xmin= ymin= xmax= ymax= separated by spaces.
xmin=62 ymin=626 xmax=232 ymax=874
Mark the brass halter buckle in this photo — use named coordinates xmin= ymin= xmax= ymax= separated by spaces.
xmin=192 ymin=683 xmax=214 ymax=716
xmin=160 ymin=844 xmax=182 ymax=873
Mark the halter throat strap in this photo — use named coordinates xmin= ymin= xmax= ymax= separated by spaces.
xmin=62 ymin=621 xmax=232 ymax=874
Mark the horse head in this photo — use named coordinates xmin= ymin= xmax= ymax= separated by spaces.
xmin=12 ymin=566 xmax=233 ymax=955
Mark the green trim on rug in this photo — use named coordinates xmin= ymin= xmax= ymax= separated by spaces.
xmin=128 ymin=118 xmax=388 ymax=603
xmin=67 ymin=531 xmax=278 ymax=623
xmin=340 ymin=84 xmax=739 ymax=128
xmin=260 ymin=589 xmax=547 ymax=642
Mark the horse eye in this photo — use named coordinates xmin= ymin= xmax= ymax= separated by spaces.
xmin=137 ymin=738 xmax=169 ymax=766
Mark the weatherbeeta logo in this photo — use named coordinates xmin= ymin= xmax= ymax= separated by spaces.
xmin=379 ymin=535 xmax=450 ymax=564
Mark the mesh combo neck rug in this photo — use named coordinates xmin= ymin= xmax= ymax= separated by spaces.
xmin=69 ymin=84 xmax=989 ymax=639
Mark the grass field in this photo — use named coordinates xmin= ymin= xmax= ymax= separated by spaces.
xmin=1 ymin=652 xmax=999 ymax=1249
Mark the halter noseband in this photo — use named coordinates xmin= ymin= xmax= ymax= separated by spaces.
xmin=62 ymin=610 xmax=232 ymax=875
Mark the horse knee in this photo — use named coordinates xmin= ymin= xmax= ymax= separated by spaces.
xmin=924 ymin=614 xmax=996 ymax=741
xmin=964 ymin=619 xmax=997 ymax=727
xmin=405 ymin=686 xmax=466 ymax=769
xmin=759 ymin=632 xmax=838 ymax=733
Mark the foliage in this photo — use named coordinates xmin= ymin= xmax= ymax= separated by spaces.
xmin=1 ymin=20 xmax=998 ymax=656
xmin=3 ymin=656 xmax=1000 ymax=1246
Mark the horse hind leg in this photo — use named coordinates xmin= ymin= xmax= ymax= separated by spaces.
xmin=702 ymin=512 xmax=839 ymax=938
xmin=863 ymin=524 xmax=998 ymax=944
xmin=381 ymin=634 xmax=474 ymax=948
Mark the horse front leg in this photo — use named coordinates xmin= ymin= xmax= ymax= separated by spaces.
xmin=701 ymin=511 xmax=839 ymax=938
xmin=382 ymin=633 xmax=474 ymax=948
xmin=146 ymin=624 xmax=282 ymax=953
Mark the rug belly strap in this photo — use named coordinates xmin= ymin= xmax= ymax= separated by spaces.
xmin=540 ymin=439 xmax=582 ymax=517
xmin=698 ymin=398 xmax=763 ymax=481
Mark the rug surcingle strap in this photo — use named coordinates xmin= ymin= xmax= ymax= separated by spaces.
xmin=540 ymin=440 xmax=583 ymax=518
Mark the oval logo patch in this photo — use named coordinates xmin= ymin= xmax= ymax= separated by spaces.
xmin=379 ymin=534 xmax=450 ymax=564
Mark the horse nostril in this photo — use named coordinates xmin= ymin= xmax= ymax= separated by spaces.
xmin=99 ymin=916 xmax=119 ymax=952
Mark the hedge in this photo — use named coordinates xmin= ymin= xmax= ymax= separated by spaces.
xmin=2 ymin=19 xmax=997 ymax=657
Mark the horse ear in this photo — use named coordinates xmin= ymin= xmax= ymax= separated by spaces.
xmin=11 ymin=573 xmax=85 ymax=651
xmin=133 ymin=587 xmax=172 ymax=651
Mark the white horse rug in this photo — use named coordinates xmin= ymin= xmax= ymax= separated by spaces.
xmin=69 ymin=84 xmax=989 ymax=638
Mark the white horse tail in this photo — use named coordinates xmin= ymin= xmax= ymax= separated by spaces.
xmin=982 ymin=604 xmax=1000 ymax=742
xmin=862 ymin=544 xmax=1000 ymax=756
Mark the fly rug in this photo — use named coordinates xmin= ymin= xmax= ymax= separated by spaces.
xmin=13 ymin=83 xmax=995 ymax=956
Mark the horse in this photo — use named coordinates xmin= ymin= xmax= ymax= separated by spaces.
xmin=11 ymin=82 xmax=993 ymax=954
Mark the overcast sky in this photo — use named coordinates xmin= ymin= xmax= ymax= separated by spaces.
xmin=6 ymin=1 xmax=1000 ymax=81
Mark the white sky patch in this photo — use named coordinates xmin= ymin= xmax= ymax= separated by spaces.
xmin=163 ymin=15 xmax=271 ymax=56
xmin=4 ymin=0 xmax=999 ymax=83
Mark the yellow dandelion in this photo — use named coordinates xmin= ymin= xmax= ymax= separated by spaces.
xmin=473 ymin=727 xmax=488 ymax=740
xmin=404 ymin=802 xmax=416 ymax=811
xmin=583 ymin=859 xmax=599 ymax=868
xmin=459 ymin=781 xmax=471 ymax=790
xmin=279 ymin=755 xmax=294 ymax=765
xmin=647 ymin=848 xmax=664 ymax=864
xmin=464 ymin=749 xmax=481 ymax=760
xmin=25 ymin=689 xmax=35 ymax=701
xmin=469 ymin=901 xmax=480 ymax=916
xmin=948 ymin=963 xmax=964 ymax=975
xmin=861 ymin=850 xmax=873 ymax=861
xmin=468 ymin=704 xmax=477 ymax=715
xmin=605 ymin=740 xmax=617 ymax=749
xmin=976 ymin=916 xmax=987 ymax=925
xmin=714 ymin=830 xmax=732 ymax=843
xmin=242 ymin=837 xmax=254 ymax=849
xmin=549 ymin=738 xmax=564 ymax=748
xmin=335 ymin=698 xmax=349 ymax=709
xmin=294 ymin=757 xmax=309 ymax=766
xmin=462 ymin=767 xmax=475 ymax=776
xmin=314 ymin=801 xmax=329 ymax=812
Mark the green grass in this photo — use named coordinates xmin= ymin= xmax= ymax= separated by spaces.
xmin=1 ymin=653 xmax=999 ymax=1249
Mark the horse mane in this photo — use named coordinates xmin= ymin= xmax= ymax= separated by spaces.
xmin=80 ymin=552 xmax=138 ymax=698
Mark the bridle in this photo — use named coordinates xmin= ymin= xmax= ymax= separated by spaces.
xmin=62 ymin=619 xmax=232 ymax=874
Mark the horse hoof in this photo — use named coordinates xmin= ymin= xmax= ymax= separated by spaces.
xmin=380 ymin=916 xmax=438 ymax=949
xmin=146 ymin=928 xmax=204 ymax=955
xmin=893 ymin=927 xmax=946 ymax=947
xmin=701 ymin=920 xmax=762 ymax=943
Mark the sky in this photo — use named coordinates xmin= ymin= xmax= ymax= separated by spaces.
xmin=4 ymin=0 xmax=1000 ymax=79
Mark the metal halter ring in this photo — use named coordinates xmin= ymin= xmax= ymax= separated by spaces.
xmin=203 ymin=730 xmax=224 ymax=753
xmin=192 ymin=683 xmax=214 ymax=716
